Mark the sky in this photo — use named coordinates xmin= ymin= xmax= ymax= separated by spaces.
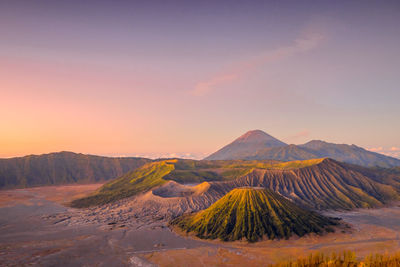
xmin=1 ymin=0 xmax=400 ymax=159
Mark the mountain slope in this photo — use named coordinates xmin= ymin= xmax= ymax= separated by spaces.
xmin=70 ymin=160 xmax=176 ymax=207
xmin=300 ymin=140 xmax=400 ymax=167
xmin=70 ymin=158 xmax=324 ymax=208
xmin=71 ymin=158 xmax=399 ymax=213
xmin=210 ymin=158 xmax=399 ymax=210
xmin=205 ymin=130 xmax=400 ymax=167
xmin=170 ymin=188 xmax=338 ymax=242
xmin=204 ymin=130 xmax=287 ymax=160
xmin=244 ymin=144 xmax=317 ymax=161
xmin=0 ymin=152 xmax=150 ymax=189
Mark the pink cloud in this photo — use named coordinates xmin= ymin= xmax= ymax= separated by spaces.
xmin=284 ymin=130 xmax=311 ymax=143
xmin=133 ymin=152 xmax=207 ymax=160
xmin=367 ymin=147 xmax=400 ymax=159
xmin=368 ymin=147 xmax=383 ymax=152
xmin=191 ymin=32 xmax=325 ymax=96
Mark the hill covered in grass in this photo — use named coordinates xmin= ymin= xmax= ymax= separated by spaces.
xmin=0 ymin=152 xmax=150 ymax=189
xmin=170 ymin=188 xmax=338 ymax=242
xmin=216 ymin=158 xmax=400 ymax=210
xmin=71 ymin=158 xmax=400 ymax=210
xmin=70 ymin=160 xmax=175 ymax=207
xmin=69 ymin=158 xmax=327 ymax=208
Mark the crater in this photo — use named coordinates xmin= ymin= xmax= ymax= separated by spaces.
xmin=152 ymin=181 xmax=210 ymax=198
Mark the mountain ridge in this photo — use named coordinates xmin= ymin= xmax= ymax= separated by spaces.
xmin=71 ymin=158 xmax=400 ymax=210
xmin=210 ymin=158 xmax=399 ymax=210
xmin=0 ymin=151 xmax=150 ymax=189
xmin=205 ymin=130 xmax=400 ymax=167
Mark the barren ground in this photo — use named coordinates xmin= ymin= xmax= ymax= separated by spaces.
xmin=0 ymin=184 xmax=399 ymax=266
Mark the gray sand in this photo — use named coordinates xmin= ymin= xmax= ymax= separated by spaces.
xmin=1 ymin=188 xmax=399 ymax=266
xmin=0 ymin=191 xmax=211 ymax=266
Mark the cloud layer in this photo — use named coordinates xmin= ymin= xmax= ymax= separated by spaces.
xmin=368 ymin=147 xmax=400 ymax=159
xmin=191 ymin=32 xmax=324 ymax=96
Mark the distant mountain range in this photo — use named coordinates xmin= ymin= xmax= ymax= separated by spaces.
xmin=205 ymin=130 xmax=400 ymax=168
xmin=0 ymin=152 xmax=150 ymax=189
xmin=2 ymin=130 xmax=399 ymax=190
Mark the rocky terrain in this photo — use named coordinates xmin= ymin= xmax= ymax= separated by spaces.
xmin=68 ymin=158 xmax=399 ymax=222
xmin=2 ymin=151 xmax=400 ymax=266
xmin=1 ymin=171 xmax=400 ymax=266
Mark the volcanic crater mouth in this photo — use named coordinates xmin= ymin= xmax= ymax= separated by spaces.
xmin=152 ymin=182 xmax=198 ymax=198
xmin=152 ymin=181 xmax=210 ymax=198
xmin=237 ymin=186 xmax=265 ymax=190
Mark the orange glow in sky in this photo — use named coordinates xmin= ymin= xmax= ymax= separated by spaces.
xmin=1 ymin=1 xmax=399 ymax=159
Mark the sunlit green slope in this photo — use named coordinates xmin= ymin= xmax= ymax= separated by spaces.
xmin=70 ymin=158 xmax=399 ymax=209
xmin=70 ymin=160 xmax=175 ymax=207
xmin=70 ymin=158 xmax=326 ymax=208
xmin=170 ymin=188 xmax=338 ymax=242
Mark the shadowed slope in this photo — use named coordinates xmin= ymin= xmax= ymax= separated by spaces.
xmin=245 ymin=145 xmax=317 ymax=161
xmin=0 ymin=151 xmax=150 ymax=189
xmin=300 ymin=140 xmax=400 ymax=167
xmin=170 ymin=188 xmax=338 ymax=242
xmin=205 ymin=130 xmax=400 ymax=167
xmin=244 ymin=142 xmax=400 ymax=167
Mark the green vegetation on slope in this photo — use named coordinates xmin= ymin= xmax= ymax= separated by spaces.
xmin=164 ymin=158 xmax=326 ymax=184
xmin=70 ymin=160 xmax=175 ymax=207
xmin=346 ymin=164 xmax=400 ymax=192
xmin=164 ymin=170 xmax=221 ymax=184
xmin=170 ymin=188 xmax=338 ymax=242
xmin=271 ymin=158 xmax=326 ymax=169
xmin=71 ymin=157 xmax=400 ymax=210
xmin=269 ymin=251 xmax=400 ymax=267
xmin=71 ymin=158 xmax=320 ymax=208
xmin=247 ymin=158 xmax=400 ymax=210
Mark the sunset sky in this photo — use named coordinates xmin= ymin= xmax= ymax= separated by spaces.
xmin=1 ymin=0 xmax=400 ymax=159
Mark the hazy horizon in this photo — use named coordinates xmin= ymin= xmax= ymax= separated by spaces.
xmin=1 ymin=1 xmax=399 ymax=159
xmin=1 ymin=127 xmax=399 ymax=160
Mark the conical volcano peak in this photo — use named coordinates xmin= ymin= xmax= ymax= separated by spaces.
xmin=236 ymin=130 xmax=281 ymax=143
xmin=204 ymin=130 xmax=286 ymax=160
xmin=171 ymin=188 xmax=338 ymax=242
